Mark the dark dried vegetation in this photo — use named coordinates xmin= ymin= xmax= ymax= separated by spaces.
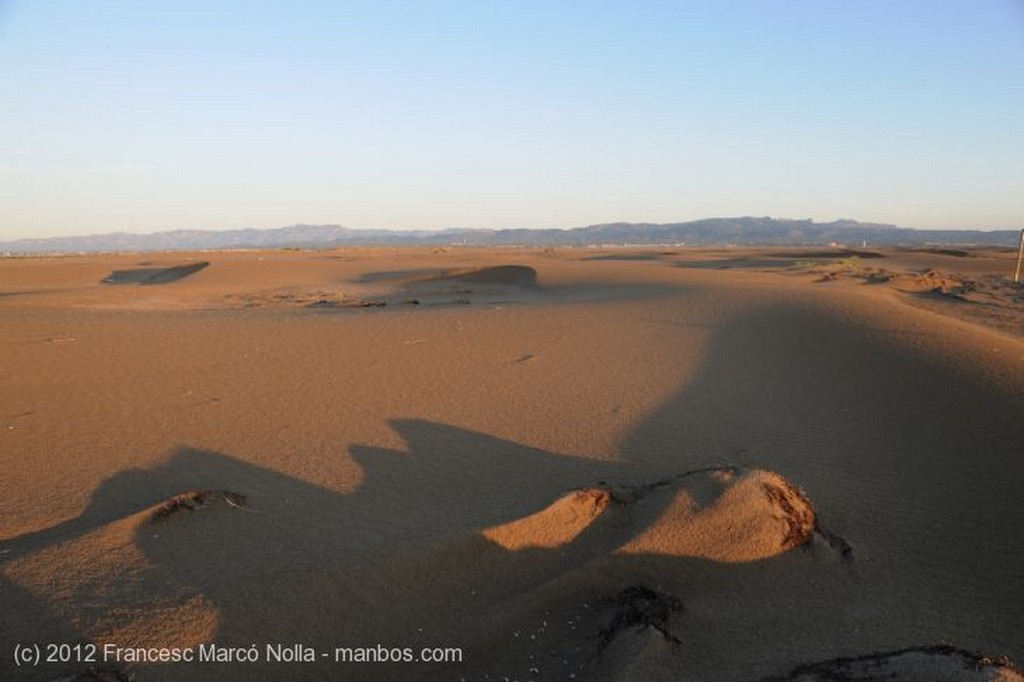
xmin=761 ymin=479 xmax=816 ymax=550
xmin=762 ymin=644 xmax=1021 ymax=681
xmin=152 ymin=490 xmax=248 ymax=520
xmin=598 ymin=585 xmax=683 ymax=651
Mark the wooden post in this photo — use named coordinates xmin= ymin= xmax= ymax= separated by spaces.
xmin=1016 ymin=228 xmax=1024 ymax=283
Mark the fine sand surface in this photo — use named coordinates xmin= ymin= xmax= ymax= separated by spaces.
xmin=1 ymin=246 xmax=1022 ymax=681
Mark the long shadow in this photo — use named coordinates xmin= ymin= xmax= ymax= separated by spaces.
xmin=101 ymin=262 xmax=209 ymax=285
xmin=1 ymin=433 xmax=680 ymax=681
xmin=2 ymin=440 xmax=814 ymax=682
xmin=3 ymin=296 xmax=1023 ymax=680
xmin=616 ymin=300 xmax=1024 ymax=660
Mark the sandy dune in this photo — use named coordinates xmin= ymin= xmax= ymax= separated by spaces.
xmin=1 ymin=246 xmax=1022 ymax=681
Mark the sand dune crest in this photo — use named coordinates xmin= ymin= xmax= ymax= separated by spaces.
xmin=421 ymin=264 xmax=539 ymax=288
xmin=484 ymin=488 xmax=612 ymax=550
xmin=619 ymin=468 xmax=817 ymax=563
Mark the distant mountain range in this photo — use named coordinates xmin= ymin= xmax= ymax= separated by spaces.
xmin=2 ymin=218 xmax=1019 ymax=254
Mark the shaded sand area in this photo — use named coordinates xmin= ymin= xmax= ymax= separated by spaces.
xmin=1 ymin=247 xmax=1022 ymax=681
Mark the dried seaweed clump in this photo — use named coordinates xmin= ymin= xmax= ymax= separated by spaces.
xmin=152 ymin=490 xmax=247 ymax=520
xmin=599 ymin=585 xmax=683 ymax=651
xmin=761 ymin=477 xmax=816 ymax=550
xmin=762 ymin=644 xmax=1023 ymax=681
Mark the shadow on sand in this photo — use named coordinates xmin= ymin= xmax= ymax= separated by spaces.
xmin=3 ymin=298 xmax=1023 ymax=681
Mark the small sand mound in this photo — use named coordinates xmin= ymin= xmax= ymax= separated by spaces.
xmin=481 ymin=468 xmax=818 ymax=562
xmin=151 ymin=490 xmax=247 ymax=520
xmin=102 ymin=262 xmax=209 ymax=285
xmin=895 ymin=268 xmax=973 ymax=296
xmin=484 ymin=488 xmax=612 ymax=550
xmin=620 ymin=469 xmax=817 ymax=562
xmin=424 ymin=265 xmax=538 ymax=288
xmin=764 ymin=645 xmax=1023 ymax=681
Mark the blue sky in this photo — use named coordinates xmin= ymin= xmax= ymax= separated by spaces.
xmin=1 ymin=0 xmax=1022 ymax=239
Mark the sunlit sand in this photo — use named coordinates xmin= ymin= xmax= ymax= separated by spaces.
xmin=1 ymin=246 xmax=1021 ymax=680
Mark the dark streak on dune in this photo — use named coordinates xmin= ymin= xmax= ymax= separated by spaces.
xmin=813 ymin=525 xmax=854 ymax=561
xmin=677 ymin=250 xmax=885 ymax=272
xmin=676 ymin=258 xmax=799 ymax=270
xmin=101 ymin=262 xmax=209 ymax=285
xmin=768 ymin=250 xmax=885 ymax=259
xmin=762 ymin=644 xmax=1022 ymax=681
xmin=151 ymin=490 xmax=247 ymax=521
xmin=356 ymin=268 xmax=447 ymax=283
xmin=583 ymin=252 xmax=678 ymax=262
xmin=911 ymin=248 xmax=973 ymax=258
xmin=600 ymin=465 xmax=739 ymax=505
xmin=306 ymin=298 xmax=387 ymax=309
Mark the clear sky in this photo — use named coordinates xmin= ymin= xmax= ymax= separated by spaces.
xmin=2 ymin=0 xmax=1022 ymax=240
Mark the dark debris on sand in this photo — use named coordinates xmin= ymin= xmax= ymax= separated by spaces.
xmin=761 ymin=644 xmax=1022 ymax=681
xmin=598 ymin=585 xmax=683 ymax=651
xmin=152 ymin=490 xmax=248 ymax=520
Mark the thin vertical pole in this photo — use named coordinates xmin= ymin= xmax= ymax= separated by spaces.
xmin=1015 ymin=228 xmax=1024 ymax=283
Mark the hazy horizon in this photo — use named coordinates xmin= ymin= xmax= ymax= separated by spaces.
xmin=2 ymin=1 xmax=1022 ymax=241
xmin=2 ymin=215 xmax=1023 ymax=244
